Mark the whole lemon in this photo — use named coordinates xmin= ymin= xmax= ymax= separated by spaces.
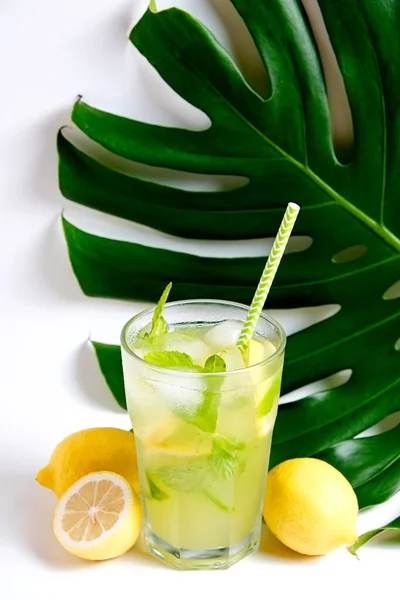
xmin=36 ymin=428 xmax=140 ymax=497
xmin=263 ymin=458 xmax=358 ymax=555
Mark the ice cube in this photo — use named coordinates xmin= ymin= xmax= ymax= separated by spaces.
xmin=217 ymin=395 xmax=257 ymax=442
xmin=204 ymin=320 xmax=242 ymax=352
xmin=131 ymin=341 xmax=150 ymax=359
xmin=124 ymin=375 xmax=174 ymax=439
xmin=128 ymin=326 xmax=153 ymax=358
xmin=151 ymin=373 xmax=205 ymax=416
xmin=220 ymin=345 xmax=246 ymax=372
xmin=163 ymin=331 xmax=211 ymax=365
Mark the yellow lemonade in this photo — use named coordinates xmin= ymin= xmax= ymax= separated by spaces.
xmin=121 ymin=300 xmax=285 ymax=569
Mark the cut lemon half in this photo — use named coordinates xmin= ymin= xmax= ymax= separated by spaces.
xmin=53 ymin=472 xmax=142 ymax=561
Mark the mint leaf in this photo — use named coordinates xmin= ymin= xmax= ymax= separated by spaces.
xmin=143 ymin=352 xmax=226 ymax=432
xmin=152 ymin=459 xmax=209 ymax=493
xmin=211 ymin=444 xmax=237 ymax=479
xmin=147 ymin=282 xmax=172 ymax=341
xmin=204 ymin=354 xmax=227 ymax=373
xmin=150 ymin=282 xmax=171 ymax=332
xmin=151 ymin=316 xmax=168 ymax=337
xmin=144 ymin=350 xmax=194 ymax=368
xmin=136 ymin=283 xmax=171 ymax=351
xmin=187 ymin=355 xmax=227 ymax=433
xmin=187 ymin=391 xmax=218 ymax=433
xmin=151 ymin=460 xmax=235 ymax=513
xmin=142 ymin=350 xmax=223 ymax=431
xmin=147 ymin=473 xmax=169 ymax=501
xmin=211 ymin=438 xmax=245 ymax=480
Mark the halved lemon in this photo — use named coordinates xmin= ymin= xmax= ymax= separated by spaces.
xmin=53 ymin=472 xmax=142 ymax=561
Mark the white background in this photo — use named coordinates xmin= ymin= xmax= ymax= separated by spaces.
xmin=0 ymin=1 xmax=398 ymax=598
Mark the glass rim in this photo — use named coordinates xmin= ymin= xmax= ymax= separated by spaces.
xmin=120 ymin=298 xmax=287 ymax=378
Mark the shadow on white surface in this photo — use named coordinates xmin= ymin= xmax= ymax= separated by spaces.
xmin=357 ymin=529 xmax=400 ymax=551
xmin=268 ymin=304 xmax=340 ymax=337
xmin=258 ymin=525 xmax=319 ymax=563
xmin=73 ymin=342 xmax=125 ymax=413
xmin=356 ymin=411 xmax=400 ymax=438
xmin=279 ymin=369 xmax=352 ymax=405
xmin=3 ymin=468 xmax=153 ymax=570
xmin=35 ymin=217 xmax=83 ymax=302
xmin=2 ymin=468 xmax=84 ymax=569
xmin=29 ymin=108 xmax=72 ymax=209
xmin=63 ymin=126 xmax=247 ymax=193
xmin=63 ymin=202 xmax=311 ymax=259
xmin=207 ymin=0 xmax=269 ymax=97
xmin=27 ymin=496 xmax=85 ymax=569
xmin=128 ymin=532 xmax=170 ymax=570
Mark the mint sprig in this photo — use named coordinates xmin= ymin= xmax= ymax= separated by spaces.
xmin=211 ymin=437 xmax=245 ymax=480
xmin=142 ymin=351 xmax=226 ymax=433
xmin=138 ymin=282 xmax=172 ymax=346
xmin=189 ymin=354 xmax=227 ymax=433
xmin=148 ymin=435 xmax=245 ymax=512
xmin=152 ymin=459 xmax=209 ymax=493
xmin=150 ymin=455 xmax=236 ymax=512
xmin=149 ymin=282 xmax=172 ymax=337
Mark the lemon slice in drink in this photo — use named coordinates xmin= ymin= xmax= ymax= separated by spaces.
xmin=139 ymin=414 xmax=179 ymax=448
xmin=158 ymin=423 xmax=212 ymax=456
xmin=246 ymin=338 xmax=276 ymax=366
xmin=144 ymin=420 xmax=213 ymax=459
xmin=256 ymin=374 xmax=281 ymax=437
xmin=245 ymin=340 xmax=280 ymax=437
xmin=53 ymin=472 xmax=142 ymax=561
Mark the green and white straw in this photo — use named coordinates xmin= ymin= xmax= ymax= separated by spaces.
xmin=236 ymin=202 xmax=300 ymax=351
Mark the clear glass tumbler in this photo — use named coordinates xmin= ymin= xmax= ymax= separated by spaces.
xmin=121 ymin=299 xmax=286 ymax=570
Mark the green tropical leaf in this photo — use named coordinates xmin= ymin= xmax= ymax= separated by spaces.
xmin=60 ymin=0 xmax=400 ymax=508
xmin=92 ymin=342 xmax=126 ymax=410
xmin=350 ymin=517 xmax=400 ymax=556
xmin=316 ymin=426 xmax=400 ymax=509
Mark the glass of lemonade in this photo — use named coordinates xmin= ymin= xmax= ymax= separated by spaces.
xmin=121 ymin=299 xmax=286 ymax=569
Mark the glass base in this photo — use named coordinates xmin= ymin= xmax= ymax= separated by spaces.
xmin=145 ymin=528 xmax=259 ymax=570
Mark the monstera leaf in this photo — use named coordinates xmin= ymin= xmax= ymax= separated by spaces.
xmin=58 ymin=0 xmax=400 ymax=508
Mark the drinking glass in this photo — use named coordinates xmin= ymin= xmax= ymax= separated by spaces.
xmin=121 ymin=299 xmax=286 ymax=569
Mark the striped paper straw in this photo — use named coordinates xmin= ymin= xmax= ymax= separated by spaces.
xmin=236 ymin=202 xmax=300 ymax=351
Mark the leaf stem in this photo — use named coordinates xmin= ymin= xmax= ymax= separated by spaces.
xmin=304 ymin=168 xmax=400 ymax=254
xmin=203 ymin=490 xmax=234 ymax=513
xmin=200 ymin=69 xmax=400 ymax=254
